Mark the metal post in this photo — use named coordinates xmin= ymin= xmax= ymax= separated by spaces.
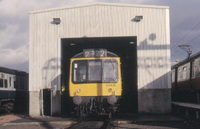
xmin=177 ymin=106 xmax=179 ymax=115
xmin=178 ymin=45 xmax=192 ymax=59
xmin=197 ymin=93 xmax=200 ymax=104
xmin=185 ymin=108 xmax=189 ymax=117
xmin=196 ymin=111 xmax=199 ymax=119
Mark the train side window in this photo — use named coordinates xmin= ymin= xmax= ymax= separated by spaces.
xmin=197 ymin=60 xmax=200 ymax=77
xmin=178 ymin=68 xmax=182 ymax=81
xmin=199 ymin=60 xmax=200 ymax=72
xmin=182 ymin=66 xmax=187 ymax=80
xmin=14 ymin=81 xmax=17 ymax=89
xmin=13 ymin=76 xmax=17 ymax=88
xmin=4 ymin=79 xmax=8 ymax=88
xmin=0 ymin=79 xmax=3 ymax=88
xmin=171 ymin=71 xmax=175 ymax=83
xmin=9 ymin=77 xmax=12 ymax=87
xmin=191 ymin=61 xmax=195 ymax=78
xmin=1 ymin=74 xmax=4 ymax=79
xmin=13 ymin=76 xmax=16 ymax=81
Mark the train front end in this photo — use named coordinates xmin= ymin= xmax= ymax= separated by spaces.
xmin=69 ymin=49 xmax=121 ymax=117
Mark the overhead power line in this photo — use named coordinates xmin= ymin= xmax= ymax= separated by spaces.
xmin=188 ymin=33 xmax=200 ymax=44
xmin=171 ymin=21 xmax=200 ymax=57
xmin=171 ymin=21 xmax=200 ymax=48
xmin=171 ymin=32 xmax=200 ymax=57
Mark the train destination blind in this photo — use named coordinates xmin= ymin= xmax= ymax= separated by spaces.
xmin=83 ymin=49 xmax=107 ymax=57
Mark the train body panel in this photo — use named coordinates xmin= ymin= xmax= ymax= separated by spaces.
xmin=176 ymin=62 xmax=191 ymax=90
xmin=177 ymin=80 xmax=190 ymax=90
xmin=172 ymin=52 xmax=200 ymax=91
xmin=69 ymin=83 xmax=121 ymax=97
xmin=192 ymin=77 xmax=200 ymax=90
xmin=69 ymin=57 xmax=121 ymax=97
xmin=0 ymin=67 xmax=28 ymax=100
xmin=171 ymin=52 xmax=200 ymax=104
xmin=0 ymin=89 xmax=16 ymax=99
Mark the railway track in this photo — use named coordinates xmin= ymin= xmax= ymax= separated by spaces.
xmin=68 ymin=116 xmax=112 ymax=129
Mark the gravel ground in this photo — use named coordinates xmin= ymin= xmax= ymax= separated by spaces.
xmin=0 ymin=114 xmax=200 ymax=129
xmin=0 ymin=114 xmax=23 ymax=125
xmin=111 ymin=121 xmax=200 ymax=129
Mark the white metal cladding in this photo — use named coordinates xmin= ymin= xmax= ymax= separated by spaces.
xmin=29 ymin=3 xmax=170 ymax=91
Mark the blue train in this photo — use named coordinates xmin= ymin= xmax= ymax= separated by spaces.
xmin=0 ymin=66 xmax=28 ymax=100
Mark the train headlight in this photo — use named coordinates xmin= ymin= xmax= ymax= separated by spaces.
xmin=77 ymin=88 xmax=81 ymax=93
xmin=108 ymin=88 xmax=112 ymax=92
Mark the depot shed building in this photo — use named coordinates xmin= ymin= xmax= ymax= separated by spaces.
xmin=29 ymin=3 xmax=171 ymax=116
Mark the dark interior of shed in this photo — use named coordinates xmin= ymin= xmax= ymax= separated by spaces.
xmin=61 ymin=36 xmax=138 ymax=114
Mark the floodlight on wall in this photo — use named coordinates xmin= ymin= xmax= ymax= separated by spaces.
xmin=131 ymin=15 xmax=143 ymax=22
xmin=52 ymin=18 xmax=61 ymax=24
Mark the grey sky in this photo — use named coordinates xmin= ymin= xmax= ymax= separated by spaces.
xmin=0 ymin=0 xmax=200 ymax=72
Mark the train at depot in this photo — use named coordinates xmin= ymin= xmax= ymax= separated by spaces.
xmin=0 ymin=66 xmax=28 ymax=100
xmin=171 ymin=51 xmax=200 ymax=103
xmin=69 ymin=49 xmax=122 ymax=118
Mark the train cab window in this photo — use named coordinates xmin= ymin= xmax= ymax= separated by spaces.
xmin=73 ymin=61 xmax=87 ymax=82
xmin=0 ymin=79 xmax=3 ymax=88
xmin=103 ymin=60 xmax=118 ymax=82
xmin=72 ymin=59 xmax=119 ymax=83
xmin=88 ymin=61 xmax=102 ymax=82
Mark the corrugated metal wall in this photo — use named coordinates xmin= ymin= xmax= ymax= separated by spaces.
xmin=29 ymin=3 xmax=170 ymax=92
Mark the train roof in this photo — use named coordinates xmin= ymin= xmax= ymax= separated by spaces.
xmin=172 ymin=51 xmax=200 ymax=69
xmin=0 ymin=66 xmax=28 ymax=76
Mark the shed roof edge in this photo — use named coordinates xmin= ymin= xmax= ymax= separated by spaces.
xmin=29 ymin=2 xmax=169 ymax=14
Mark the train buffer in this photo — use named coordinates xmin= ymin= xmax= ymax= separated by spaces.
xmin=172 ymin=101 xmax=200 ymax=119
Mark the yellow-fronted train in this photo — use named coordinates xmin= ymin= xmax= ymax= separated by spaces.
xmin=69 ymin=49 xmax=122 ymax=118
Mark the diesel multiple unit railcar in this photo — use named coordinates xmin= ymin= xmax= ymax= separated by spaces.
xmin=171 ymin=51 xmax=200 ymax=103
xmin=0 ymin=66 xmax=28 ymax=99
xmin=69 ymin=49 xmax=122 ymax=118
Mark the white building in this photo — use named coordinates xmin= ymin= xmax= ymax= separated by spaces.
xmin=29 ymin=3 xmax=171 ymax=116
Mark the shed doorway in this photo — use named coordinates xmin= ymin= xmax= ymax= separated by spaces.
xmin=61 ymin=36 xmax=138 ymax=114
xmin=43 ymin=89 xmax=51 ymax=116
